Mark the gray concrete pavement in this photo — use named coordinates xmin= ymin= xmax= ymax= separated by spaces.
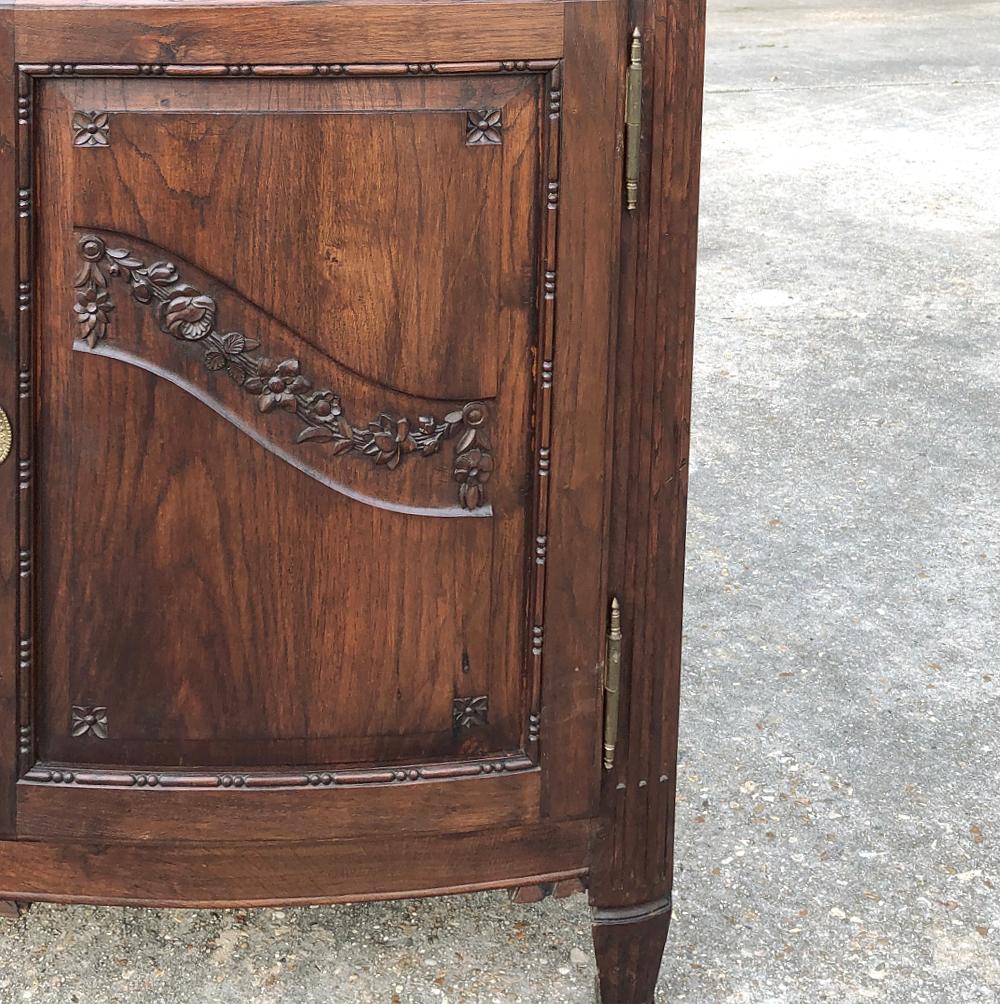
xmin=2 ymin=2 xmax=998 ymax=1001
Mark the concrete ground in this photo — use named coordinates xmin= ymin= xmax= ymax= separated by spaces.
xmin=3 ymin=1 xmax=998 ymax=1001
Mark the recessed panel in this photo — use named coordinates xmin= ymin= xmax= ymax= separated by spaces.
xmin=32 ymin=71 xmax=552 ymax=772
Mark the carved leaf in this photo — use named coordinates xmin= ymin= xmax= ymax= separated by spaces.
xmin=106 ymin=248 xmax=143 ymax=269
xmin=204 ymin=347 xmax=228 ymax=371
xmin=74 ymin=263 xmax=95 ymax=288
xmin=220 ymin=331 xmax=246 ymax=355
xmin=457 ymin=427 xmax=477 ymax=454
xmin=296 ymin=426 xmax=336 ymax=444
xmin=462 ymin=483 xmax=481 ymax=510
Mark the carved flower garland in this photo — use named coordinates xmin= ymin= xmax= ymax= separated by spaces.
xmin=73 ymin=235 xmax=492 ymax=509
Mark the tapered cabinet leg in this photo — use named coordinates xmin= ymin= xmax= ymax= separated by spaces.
xmin=592 ymin=897 xmax=672 ymax=1004
xmin=0 ymin=900 xmax=27 ymax=920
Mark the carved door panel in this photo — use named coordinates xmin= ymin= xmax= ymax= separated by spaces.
xmin=9 ymin=7 xmax=623 ymax=843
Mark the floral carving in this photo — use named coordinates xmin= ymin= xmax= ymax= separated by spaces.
xmin=245 ymin=358 xmax=310 ymax=413
xmin=466 ymin=108 xmax=503 ymax=146
xmin=73 ymin=235 xmax=493 ymax=509
xmin=72 ymin=110 xmax=109 ymax=147
xmin=73 ymin=284 xmax=115 ymax=348
xmin=454 ymin=448 xmax=494 ymax=511
xmin=453 ymin=696 xmax=489 ymax=730
xmin=71 ymin=705 xmax=108 ymax=739
xmin=162 ymin=293 xmax=216 ymax=340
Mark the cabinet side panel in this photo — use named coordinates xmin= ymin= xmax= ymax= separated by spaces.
xmin=592 ymin=0 xmax=707 ymax=909
xmin=0 ymin=11 xmax=16 ymax=838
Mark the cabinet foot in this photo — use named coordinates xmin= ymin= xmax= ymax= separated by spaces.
xmin=0 ymin=900 xmax=27 ymax=921
xmin=592 ymin=895 xmax=671 ymax=1004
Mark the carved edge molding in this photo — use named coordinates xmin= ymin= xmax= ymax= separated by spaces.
xmin=73 ymin=235 xmax=493 ymax=511
xmin=16 ymin=70 xmax=35 ymax=775
xmin=526 ymin=63 xmax=562 ymax=764
xmin=20 ymin=61 xmax=560 ymax=79
xmin=23 ymin=755 xmax=535 ymax=791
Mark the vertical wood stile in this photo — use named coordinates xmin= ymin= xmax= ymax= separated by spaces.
xmin=0 ymin=11 xmax=17 ymax=837
xmin=591 ymin=0 xmax=708 ymax=931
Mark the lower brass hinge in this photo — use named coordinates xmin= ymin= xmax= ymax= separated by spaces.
xmin=602 ymin=596 xmax=623 ymax=770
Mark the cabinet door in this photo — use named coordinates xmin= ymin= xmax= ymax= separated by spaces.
xmin=3 ymin=3 xmax=623 ymax=849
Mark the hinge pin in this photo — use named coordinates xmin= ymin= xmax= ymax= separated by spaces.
xmin=624 ymin=28 xmax=643 ymax=212
xmin=603 ymin=596 xmax=623 ymax=770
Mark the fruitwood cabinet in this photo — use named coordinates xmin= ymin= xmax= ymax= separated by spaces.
xmin=0 ymin=2 xmax=705 ymax=1000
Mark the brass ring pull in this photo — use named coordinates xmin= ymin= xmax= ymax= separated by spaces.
xmin=0 ymin=407 xmax=11 ymax=465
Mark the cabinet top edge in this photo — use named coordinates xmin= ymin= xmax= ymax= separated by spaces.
xmin=10 ymin=0 xmax=567 ymax=8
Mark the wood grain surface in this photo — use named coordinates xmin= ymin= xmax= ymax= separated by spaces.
xmin=0 ymin=0 xmax=706 ymax=997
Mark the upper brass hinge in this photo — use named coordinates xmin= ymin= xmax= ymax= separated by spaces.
xmin=624 ymin=27 xmax=643 ymax=212
xmin=602 ymin=596 xmax=623 ymax=770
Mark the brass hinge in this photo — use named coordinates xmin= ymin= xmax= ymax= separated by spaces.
xmin=624 ymin=27 xmax=643 ymax=212
xmin=602 ymin=596 xmax=623 ymax=770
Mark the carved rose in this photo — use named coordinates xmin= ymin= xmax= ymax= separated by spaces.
xmin=74 ymin=285 xmax=115 ymax=348
xmin=244 ymin=358 xmax=311 ymax=413
xmin=162 ymin=293 xmax=216 ymax=340
xmin=454 ymin=448 xmax=493 ymax=510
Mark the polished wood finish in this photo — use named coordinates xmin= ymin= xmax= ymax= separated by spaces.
xmin=591 ymin=0 xmax=707 ymax=910
xmin=1 ymin=2 xmax=705 ymax=999
xmin=0 ymin=4 xmax=18 ymax=843
xmin=593 ymin=897 xmax=673 ymax=1004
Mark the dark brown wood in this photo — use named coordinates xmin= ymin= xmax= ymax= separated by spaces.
xmin=0 ymin=2 xmax=17 ymax=841
xmin=593 ymin=896 xmax=673 ymax=1004
xmin=14 ymin=4 xmax=564 ymax=66
xmin=589 ymin=0 xmax=706 ymax=998
xmin=1 ymin=0 xmax=706 ymax=997
xmin=0 ymin=823 xmax=590 ymax=907
xmin=0 ymin=899 xmax=26 ymax=921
